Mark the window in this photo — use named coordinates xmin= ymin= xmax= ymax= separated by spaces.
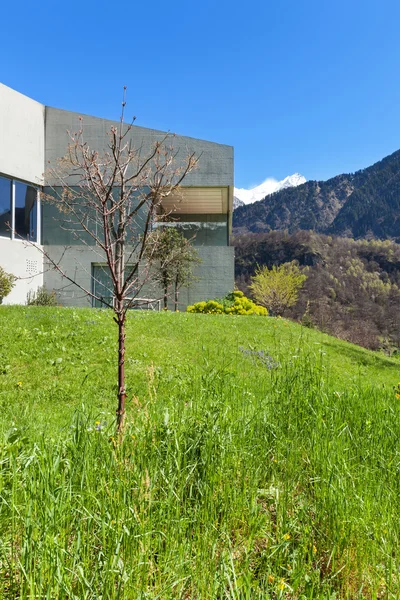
xmin=0 ymin=177 xmax=11 ymax=238
xmin=0 ymin=175 xmax=40 ymax=242
xmin=92 ymin=264 xmax=138 ymax=308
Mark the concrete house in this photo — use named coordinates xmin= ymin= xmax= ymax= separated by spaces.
xmin=0 ymin=84 xmax=234 ymax=308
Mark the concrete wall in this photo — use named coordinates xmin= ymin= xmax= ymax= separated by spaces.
xmin=157 ymin=246 xmax=235 ymax=310
xmin=0 ymin=84 xmax=45 ymax=184
xmin=43 ymin=245 xmax=234 ymax=310
xmin=42 ymin=106 xmax=235 ymax=304
xmin=0 ymin=238 xmax=43 ymax=304
xmin=45 ymin=107 xmax=233 ymax=187
xmin=43 ymin=245 xmax=98 ymax=307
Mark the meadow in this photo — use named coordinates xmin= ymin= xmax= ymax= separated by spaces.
xmin=0 ymin=306 xmax=399 ymax=599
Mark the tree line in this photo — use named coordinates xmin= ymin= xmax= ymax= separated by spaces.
xmin=234 ymin=230 xmax=400 ymax=351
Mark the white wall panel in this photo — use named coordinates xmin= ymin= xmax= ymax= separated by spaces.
xmin=0 ymin=238 xmax=43 ymax=304
xmin=0 ymin=84 xmax=45 ymax=184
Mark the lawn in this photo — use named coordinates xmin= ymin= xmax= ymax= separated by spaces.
xmin=0 ymin=306 xmax=399 ymax=598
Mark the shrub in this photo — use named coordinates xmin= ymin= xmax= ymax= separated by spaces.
xmin=187 ymin=291 xmax=267 ymax=316
xmin=187 ymin=300 xmax=224 ymax=314
xmin=0 ymin=267 xmax=15 ymax=304
xmin=27 ymin=286 xmax=58 ymax=306
xmin=250 ymin=262 xmax=307 ymax=316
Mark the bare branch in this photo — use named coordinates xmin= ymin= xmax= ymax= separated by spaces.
xmin=41 ymin=92 xmax=199 ymax=432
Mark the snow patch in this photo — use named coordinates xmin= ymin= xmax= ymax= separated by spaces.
xmin=234 ymin=173 xmax=306 ymax=207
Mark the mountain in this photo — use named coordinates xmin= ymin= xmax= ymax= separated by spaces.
xmin=233 ymin=196 xmax=245 ymax=210
xmin=233 ymin=173 xmax=306 ymax=209
xmin=233 ymin=150 xmax=400 ymax=242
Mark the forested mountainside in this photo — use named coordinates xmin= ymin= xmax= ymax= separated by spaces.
xmin=234 ymin=230 xmax=400 ymax=350
xmin=233 ymin=149 xmax=400 ymax=242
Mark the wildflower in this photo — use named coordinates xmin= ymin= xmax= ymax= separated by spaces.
xmin=16 ymin=381 xmax=22 ymax=388
xmin=283 ymin=533 xmax=291 ymax=541
xmin=278 ymin=578 xmax=285 ymax=591
xmin=268 ymin=575 xmax=275 ymax=584
xmin=313 ymin=545 xmax=317 ymax=554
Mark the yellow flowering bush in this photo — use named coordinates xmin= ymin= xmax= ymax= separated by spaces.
xmin=187 ymin=290 xmax=268 ymax=316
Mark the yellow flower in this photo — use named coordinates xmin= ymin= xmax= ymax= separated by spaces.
xmin=16 ymin=381 xmax=22 ymax=387
xmin=313 ymin=545 xmax=317 ymax=554
xmin=283 ymin=532 xmax=291 ymax=541
xmin=279 ymin=578 xmax=285 ymax=591
xmin=268 ymin=575 xmax=275 ymax=584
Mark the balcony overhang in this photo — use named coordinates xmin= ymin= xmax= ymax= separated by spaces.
xmin=160 ymin=186 xmax=233 ymax=216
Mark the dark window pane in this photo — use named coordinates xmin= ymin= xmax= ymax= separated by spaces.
xmin=15 ymin=182 xmax=37 ymax=241
xmin=92 ymin=265 xmax=138 ymax=308
xmin=0 ymin=177 xmax=11 ymax=238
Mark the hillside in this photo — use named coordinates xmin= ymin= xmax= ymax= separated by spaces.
xmin=1 ymin=307 xmax=397 ymax=435
xmin=234 ymin=230 xmax=400 ymax=350
xmin=1 ymin=306 xmax=400 ymax=598
xmin=233 ymin=149 xmax=400 ymax=241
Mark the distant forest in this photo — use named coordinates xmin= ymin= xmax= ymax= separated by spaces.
xmin=234 ymin=230 xmax=400 ymax=351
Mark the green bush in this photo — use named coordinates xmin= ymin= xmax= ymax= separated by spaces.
xmin=187 ymin=290 xmax=267 ymax=316
xmin=250 ymin=262 xmax=307 ymax=316
xmin=27 ymin=286 xmax=58 ymax=306
xmin=0 ymin=266 xmax=15 ymax=304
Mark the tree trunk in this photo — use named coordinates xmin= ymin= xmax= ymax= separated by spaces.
xmin=174 ymin=281 xmax=179 ymax=311
xmin=116 ymin=312 xmax=126 ymax=432
xmin=163 ymin=285 xmax=168 ymax=309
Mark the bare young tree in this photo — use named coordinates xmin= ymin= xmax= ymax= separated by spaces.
xmin=43 ymin=90 xmax=198 ymax=431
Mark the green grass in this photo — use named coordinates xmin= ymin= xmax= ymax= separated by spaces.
xmin=0 ymin=306 xmax=400 ymax=598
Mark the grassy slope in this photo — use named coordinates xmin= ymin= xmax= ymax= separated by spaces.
xmin=1 ymin=307 xmax=398 ymax=432
xmin=0 ymin=306 xmax=400 ymax=599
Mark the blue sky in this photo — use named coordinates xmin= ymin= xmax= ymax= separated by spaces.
xmin=2 ymin=0 xmax=400 ymax=188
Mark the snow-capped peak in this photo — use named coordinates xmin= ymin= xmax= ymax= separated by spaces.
xmin=234 ymin=173 xmax=306 ymax=208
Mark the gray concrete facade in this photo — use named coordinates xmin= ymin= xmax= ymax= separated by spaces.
xmin=0 ymin=83 xmax=234 ymax=308
xmin=45 ymin=107 xmax=233 ymax=188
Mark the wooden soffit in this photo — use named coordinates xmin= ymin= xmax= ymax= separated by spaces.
xmin=160 ymin=187 xmax=229 ymax=215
